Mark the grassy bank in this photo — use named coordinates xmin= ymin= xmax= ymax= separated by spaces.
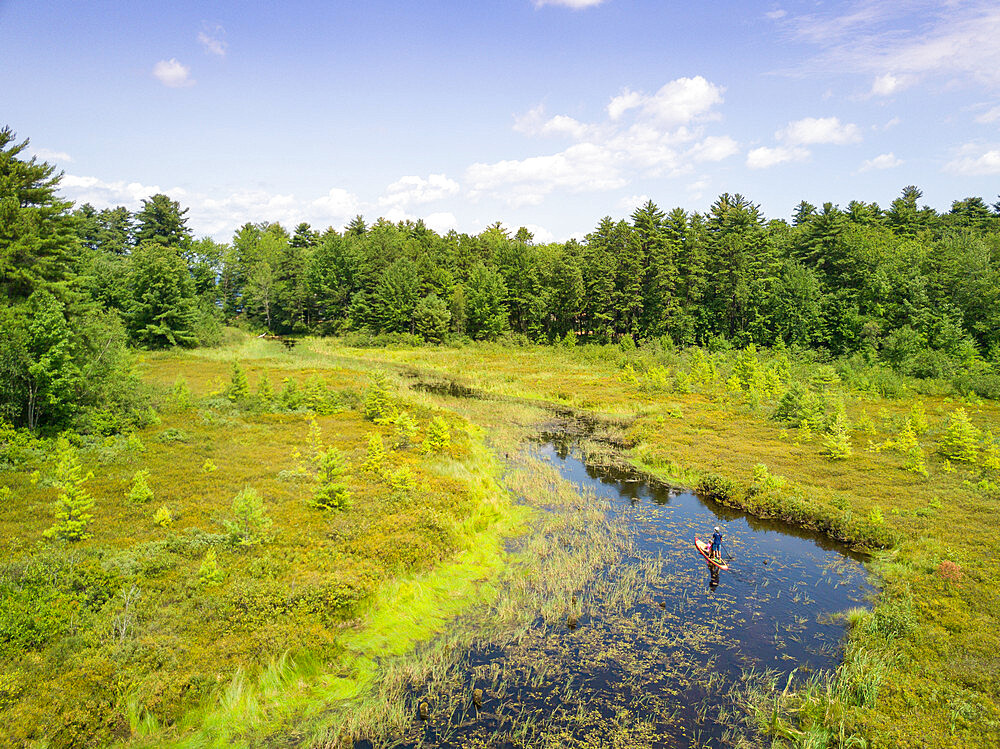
xmin=0 ymin=340 xmax=526 ymax=747
xmin=319 ymin=337 xmax=1000 ymax=748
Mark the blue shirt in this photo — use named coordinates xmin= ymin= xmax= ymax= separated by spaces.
xmin=711 ymin=531 xmax=722 ymax=548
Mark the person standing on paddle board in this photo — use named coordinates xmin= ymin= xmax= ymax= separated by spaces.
xmin=710 ymin=526 xmax=723 ymax=560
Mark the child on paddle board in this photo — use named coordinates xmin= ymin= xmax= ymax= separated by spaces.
xmin=710 ymin=527 xmax=723 ymax=560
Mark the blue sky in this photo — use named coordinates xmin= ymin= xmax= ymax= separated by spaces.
xmin=2 ymin=0 xmax=999 ymax=242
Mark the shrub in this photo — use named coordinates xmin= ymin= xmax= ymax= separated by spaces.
xmin=155 ymin=428 xmax=190 ymax=443
xmin=363 ymin=433 xmax=386 ymax=473
xmin=201 ymin=458 xmax=217 ymax=473
xmin=696 ymin=472 xmax=736 ymax=502
xmin=153 ymin=505 xmax=173 ymax=527
xmin=937 ymin=408 xmax=980 ymax=463
xmin=224 ymin=487 xmax=273 ymax=547
xmin=821 ymin=413 xmax=853 ymax=460
xmin=198 ymin=549 xmax=224 ymax=586
xmin=43 ymin=440 xmax=95 ymax=541
xmin=363 ymin=371 xmax=397 ymax=423
xmin=127 ymin=470 xmax=154 ymax=504
xmin=311 ymin=448 xmax=351 ymax=510
xmin=422 ymin=416 xmax=451 ymax=453
xmin=169 ymin=377 xmax=192 ymax=412
xmin=393 ymin=411 xmax=418 ymax=448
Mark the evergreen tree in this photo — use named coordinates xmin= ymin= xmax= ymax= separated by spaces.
xmin=134 ymin=193 xmax=193 ymax=249
xmin=0 ymin=126 xmax=80 ymax=301
xmin=127 ymin=242 xmax=200 ymax=347
xmin=43 ymin=439 xmax=95 ymax=541
xmin=466 ymin=263 xmax=508 ymax=341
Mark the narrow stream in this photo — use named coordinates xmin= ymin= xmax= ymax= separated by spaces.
xmin=385 ymin=417 xmax=871 ymax=748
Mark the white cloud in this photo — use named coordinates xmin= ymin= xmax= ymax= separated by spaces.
xmin=945 ymin=143 xmax=1000 ymax=175
xmin=29 ymin=147 xmax=73 ymax=163
xmin=778 ymin=117 xmax=861 ymax=145
xmin=521 ymin=223 xmax=557 ymax=243
xmin=607 ymin=89 xmax=644 ymax=120
xmin=424 ymin=212 xmax=459 ymax=234
xmin=198 ymin=27 xmax=227 ymax=57
xmin=858 ymin=152 xmax=903 ymax=171
xmin=478 ymin=77 xmax=729 ymax=205
xmin=153 ymin=58 xmax=194 ymax=88
xmin=617 ymin=194 xmax=650 ymax=215
xmin=869 ymin=73 xmax=910 ymax=97
xmin=766 ymin=9 xmax=787 ymax=20
xmin=379 ymin=174 xmax=460 ymax=208
xmin=625 ymin=77 xmax=725 ymax=127
xmin=688 ymin=135 xmax=739 ymax=162
xmin=311 ymin=188 xmax=362 ymax=220
xmin=790 ymin=2 xmax=1000 ymax=88
xmin=533 ymin=0 xmax=606 ymax=8
xmin=61 ymin=174 xmax=165 ymax=206
xmin=514 ymin=105 xmax=592 ymax=139
xmin=687 ymin=177 xmax=710 ymax=201
xmin=467 ymin=142 xmax=626 ymax=206
xmin=746 ymin=145 xmax=810 ymax=169
xmin=975 ymin=105 xmax=1000 ymax=124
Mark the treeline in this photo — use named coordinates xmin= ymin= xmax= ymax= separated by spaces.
xmin=3 ymin=123 xmax=1000 ymax=431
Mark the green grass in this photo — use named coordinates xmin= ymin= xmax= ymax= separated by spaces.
xmin=316 ymin=336 xmax=1000 ymax=747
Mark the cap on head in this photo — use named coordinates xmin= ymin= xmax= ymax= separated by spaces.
xmin=714 ymin=526 xmax=720 ymax=532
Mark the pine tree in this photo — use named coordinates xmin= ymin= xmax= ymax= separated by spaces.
xmin=364 ymin=371 xmax=397 ymax=423
xmin=363 ymin=433 xmax=386 ymax=473
xmin=311 ymin=448 xmax=351 ymax=510
xmin=198 ymin=548 xmax=224 ymax=586
xmin=0 ymin=127 xmax=80 ymax=301
xmin=228 ymin=361 xmax=251 ymax=403
xmin=44 ymin=440 xmax=95 ymax=541
xmin=127 ymin=470 xmax=154 ymax=504
xmin=821 ymin=413 xmax=853 ymax=460
xmin=224 ymin=487 xmax=272 ymax=546
xmin=937 ymin=408 xmax=980 ymax=463
xmin=422 ymin=416 xmax=451 ymax=453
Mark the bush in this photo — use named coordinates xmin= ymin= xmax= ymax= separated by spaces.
xmin=696 ymin=472 xmax=737 ymax=502
xmin=43 ymin=440 xmax=95 ymax=542
xmin=224 ymin=487 xmax=273 ymax=547
xmin=311 ymin=448 xmax=351 ymax=510
xmin=937 ymin=408 xmax=981 ymax=463
xmin=127 ymin=470 xmax=154 ymax=504
xmin=422 ymin=416 xmax=451 ymax=453
xmin=363 ymin=371 xmax=397 ymax=423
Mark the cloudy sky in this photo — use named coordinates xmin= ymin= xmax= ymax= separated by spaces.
xmin=3 ymin=0 xmax=999 ymax=242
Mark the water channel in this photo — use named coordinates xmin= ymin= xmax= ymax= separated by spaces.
xmin=384 ymin=415 xmax=872 ymax=748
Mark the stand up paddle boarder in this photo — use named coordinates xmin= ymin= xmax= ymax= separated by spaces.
xmin=710 ymin=526 xmax=723 ymax=561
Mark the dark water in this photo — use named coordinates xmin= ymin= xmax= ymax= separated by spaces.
xmin=391 ymin=435 xmax=872 ymax=748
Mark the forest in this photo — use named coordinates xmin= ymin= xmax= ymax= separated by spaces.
xmin=4 ymin=124 xmax=1000 ymax=434
xmin=4 ymin=121 xmax=1000 ymax=749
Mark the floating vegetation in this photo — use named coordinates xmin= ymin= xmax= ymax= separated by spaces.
xmin=350 ymin=425 xmax=871 ymax=748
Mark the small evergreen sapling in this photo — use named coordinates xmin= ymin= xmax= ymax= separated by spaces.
xmin=225 ymin=487 xmax=273 ymax=546
xmin=311 ymin=447 xmax=351 ymax=510
xmin=127 ymin=470 xmax=154 ymax=504
xmin=937 ymin=407 xmax=980 ymax=463
xmin=44 ymin=440 xmax=96 ymax=541
xmin=821 ymin=413 xmax=853 ymax=460
xmin=364 ymin=371 xmax=397 ymax=423
xmin=393 ymin=411 xmax=418 ymax=448
xmin=421 ymin=416 xmax=451 ymax=454
xmin=201 ymin=458 xmax=218 ymax=473
xmin=228 ymin=361 xmax=251 ymax=404
xmin=363 ymin=433 xmax=386 ymax=473
xmin=198 ymin=548 xmax=224 ymax=586
xmin=153 ymin=504 xmax=173 ymax=527
xmin=256 ymin=373 xmax=274 ymax=407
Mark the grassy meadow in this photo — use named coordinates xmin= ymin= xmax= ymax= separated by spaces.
xmin=317 ymin=336 xmax=1000 ymax=748
xmin=3 ymin=332 xmax=1000 ymax=747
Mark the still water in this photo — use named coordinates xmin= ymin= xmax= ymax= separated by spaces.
xmin=394 ymin=435 xmax=871 ymax=748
